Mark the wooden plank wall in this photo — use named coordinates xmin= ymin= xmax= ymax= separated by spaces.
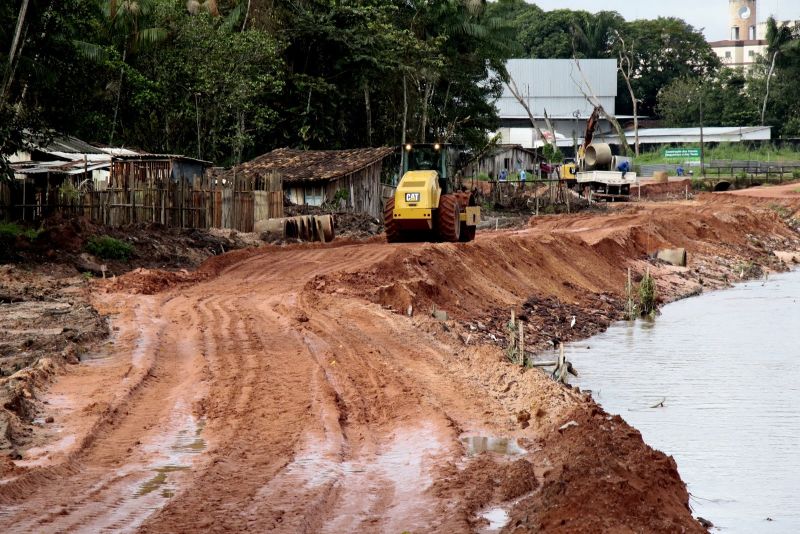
xmin=1 ymin=164 xmax=283 ymax=232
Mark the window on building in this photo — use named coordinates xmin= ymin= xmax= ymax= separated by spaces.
xmin=732 ymin=27 xmax=740 ymax=40
xmin=748 ymin=50 xmax=755 ymax=58
xmin=725 ymin=51 xmax=732 ymax=59
xmin=749 ymin=26 xmax=756 ymax=40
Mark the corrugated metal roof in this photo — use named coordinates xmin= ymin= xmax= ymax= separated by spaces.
xmin=496 ymin=59 xmax=617 ymax=119
xmin=596 ymin=126 xmax=772 ymax=144
xmin=40 ymin=135 xmax=106 ymax=155
xmin=11 ymin=159 xmax=110 ymax=175
xmin=112 ymin=154 xmax=212 ymax=165
xmin=221 ymin=147 xmax=396 ymax=184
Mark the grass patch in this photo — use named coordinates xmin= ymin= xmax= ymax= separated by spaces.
xmin=86 ymin=235 xmax=134 ymax=261
xmin=0 ymin=222 xmax=40 ymax=241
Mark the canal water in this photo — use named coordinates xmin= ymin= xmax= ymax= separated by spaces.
xmin=551 ymin=269 xmax=800 ymax=532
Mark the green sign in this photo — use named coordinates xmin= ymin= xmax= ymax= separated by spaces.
xmin=664 ymin=148 xmax=701 ymax=159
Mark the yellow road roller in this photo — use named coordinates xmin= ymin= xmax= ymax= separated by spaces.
xmin=385 ymin=143 xmax=480 ymax=242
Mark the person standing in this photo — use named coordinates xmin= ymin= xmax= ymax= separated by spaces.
xmin=519 ymin=168 xmax=527 ymax=189
xmin=499 ymin=168 xmax=508 ymax=182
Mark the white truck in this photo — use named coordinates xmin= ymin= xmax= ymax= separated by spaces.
xmin=576 ymin=143 xmax=638 ymax=201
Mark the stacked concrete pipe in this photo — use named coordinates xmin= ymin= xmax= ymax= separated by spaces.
xmin=255 ymin=214 xmax=335 ymax=243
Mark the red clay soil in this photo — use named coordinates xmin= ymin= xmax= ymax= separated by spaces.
xmin=0 ymin=194 xmax=798 ymax=533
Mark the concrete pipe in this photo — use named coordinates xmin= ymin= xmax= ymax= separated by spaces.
xmin=656 ymin=248 xmax=688 ymax=267
xmin=254 ymin=217 xmax=287 ymax=236
xmin=299 ymin=216 xmax=312 ymax=241
xmin=285 ymin=218 xmax=298 ymax=239
xmin=652 ymin=171 xmax=669 ymax=184
xmin=585 ymin=143 xmax=613 ymax=170
xmin=317 ymin=214 xmax=335 ymax=242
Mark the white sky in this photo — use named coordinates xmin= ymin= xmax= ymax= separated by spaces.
xmin=528 ymin=0 xmax=798 ymax=41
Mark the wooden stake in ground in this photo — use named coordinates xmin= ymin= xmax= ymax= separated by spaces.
xmin=518 ymin=321 xmax=525 ymax=367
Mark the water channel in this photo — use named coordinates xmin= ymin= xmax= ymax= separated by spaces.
xmin=548 ymin=269 xmax=800 ymax=532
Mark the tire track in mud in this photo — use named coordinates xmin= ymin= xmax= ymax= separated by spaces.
xmin=0 ymin=295 xmax=210 ymax=533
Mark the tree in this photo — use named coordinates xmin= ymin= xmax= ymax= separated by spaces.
xmin=615 ymin=30 xmax=639 ymax=156
xmin=613 ymin=17 xmax=719 ymax=118
xmin=761 ymin=17 xmax=795 ymax=125
xmin=572 ymin=11 xmax=624 ymax=58
xmin=657 ymin=70 xmax=758 ymax=128
xmin=78 ymin=0 xmax=168 ymax=144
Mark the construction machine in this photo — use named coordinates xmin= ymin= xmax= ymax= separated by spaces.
xmin=385 ymin=143 xmax=480 ymax=242
xmin=574 ymin=108 xmax=637 ymax=201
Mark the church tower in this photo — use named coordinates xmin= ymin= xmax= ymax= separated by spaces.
xmin=730 ymin=0 xmax=757 ymax=40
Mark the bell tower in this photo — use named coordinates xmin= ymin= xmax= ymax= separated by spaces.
xmin=730 ymin=0 xmax=757 ymax=40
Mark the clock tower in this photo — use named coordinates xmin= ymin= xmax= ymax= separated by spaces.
xmin=730 ymin=0 xmax=757 ymax=40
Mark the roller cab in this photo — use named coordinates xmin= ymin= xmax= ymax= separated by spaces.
xmin=385 ymin=143 xmax=479 ymax=243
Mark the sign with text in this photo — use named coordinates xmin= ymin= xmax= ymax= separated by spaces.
xmin=664 ymin=148 xmax=701 ymax=159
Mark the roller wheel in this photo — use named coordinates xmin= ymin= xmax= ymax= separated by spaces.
xmin=384 ymin=197 xmax=401 ymax=243
xmin=437 ymin=194 xmax=461 ymax=242
xmin=456 ymin=192 xmax=477 ymax=242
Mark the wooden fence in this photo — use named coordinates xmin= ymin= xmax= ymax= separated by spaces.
xmin=1 ymin=166 xmax=284 ymax=232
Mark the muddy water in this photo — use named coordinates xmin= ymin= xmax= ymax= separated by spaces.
xmin=551 ymin=269 xmax=800 ymax=532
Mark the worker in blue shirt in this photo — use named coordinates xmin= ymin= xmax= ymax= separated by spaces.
xmin=617 ymin=160 xmax=630 ymax=178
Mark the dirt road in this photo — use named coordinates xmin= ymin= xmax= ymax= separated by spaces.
xmin=2 ymin=195 xmax=798 ymax=533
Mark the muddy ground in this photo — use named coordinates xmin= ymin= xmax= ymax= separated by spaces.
xmin=0 ymin=187 xmax=798 ymax=532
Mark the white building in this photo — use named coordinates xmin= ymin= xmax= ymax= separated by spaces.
xmin=709 ymin=0 xmax=799 ymax=71
xmin=493 ymin=58 xmax=619 ymax=149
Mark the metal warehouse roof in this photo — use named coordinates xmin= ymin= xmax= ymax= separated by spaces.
xmin=223 ymin=147 xmax=395 ymax=184
xmin=596 ymin=126 xmax=772 ymax=144
xmin=496 ymin=59 xmax=618 ymax=119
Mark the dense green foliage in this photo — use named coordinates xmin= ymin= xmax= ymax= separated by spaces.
xmin=1 ymin=1 xmax=798 ymax=173
xmin=1 ymin=0 xmax=515 ymax=168
xmin=86 ymin=235 xmax=134 ymax=260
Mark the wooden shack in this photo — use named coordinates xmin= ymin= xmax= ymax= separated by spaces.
xmin=464 ymin=144 xmax=541 ymax=179
xmin=224 ymin=147 xmax=395 ymax=218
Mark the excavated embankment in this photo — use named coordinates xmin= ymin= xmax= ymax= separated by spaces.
xmin=0 ymin=192 xmax=797 ymax=533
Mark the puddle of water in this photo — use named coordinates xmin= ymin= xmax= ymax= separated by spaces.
xmin=135 ymin=465 xmax=190 ymax=497
xmin=479 ymin=507 xmax=510 ymax=532
xmin=548 ymin=269 xmax=800 ymax=532
xmin=461 ymin=436 xmax=526 ymax=456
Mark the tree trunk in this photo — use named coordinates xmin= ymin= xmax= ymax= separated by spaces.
xmin=109 ymin=48 xmax=127 ymax=146
xmin=363 ymin=80 xmax=372 ymax=147
xmin=761 ymin=52 xmax=778 ymax=126
xmin=242 ymin=0 xmax=251 ymax=31
xmin=623 ymin=75 xmax=639 ymax=157
xmin=2 ymin=0 xmax=31 ymax=100
xmin=420 ymin=81 xmax=433 ymax=143
xmin=399 ymin=73 xmax=407 ymax=182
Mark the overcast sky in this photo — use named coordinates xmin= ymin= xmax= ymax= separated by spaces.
xmin=528 ymin=0 xmax=798 ymax=41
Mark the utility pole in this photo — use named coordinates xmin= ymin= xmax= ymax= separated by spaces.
xmin=700 ymin=90 xmax=705 ymax=177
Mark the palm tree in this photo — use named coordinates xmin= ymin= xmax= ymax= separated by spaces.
xmin=761 ymin=17 xmax=794 ymax=125
xmin=572 ymin=12 xmax=620 ymax=58
xmin=77 ymin=1 xmax=167 ymax=144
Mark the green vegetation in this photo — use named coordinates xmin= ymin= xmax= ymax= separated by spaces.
xmin=1 ymin=0 xmax=798 ymax=176
xmin=86 ymin=235 xmax=134 ymax=260
xmin=0 ymin=222 xmax=40 ymax=241
xmin=638 ymin=270 xmax=658 ymax=318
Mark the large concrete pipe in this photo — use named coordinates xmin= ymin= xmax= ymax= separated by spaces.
xmin=254 ymin=218 xmax=288 ymax=237
xmin=656 ymin=248 xmax=688 ymax=267
xmin=652 ymin=171 xmax=669 ymax=184
xmin=254 ymin=215 xmax=336 ymax=243
xmin=585 ymin=143 xmax=613 ymax=170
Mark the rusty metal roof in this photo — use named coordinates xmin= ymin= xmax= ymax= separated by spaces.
xmin=223 ymin=147 xmax=396 ymax=184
